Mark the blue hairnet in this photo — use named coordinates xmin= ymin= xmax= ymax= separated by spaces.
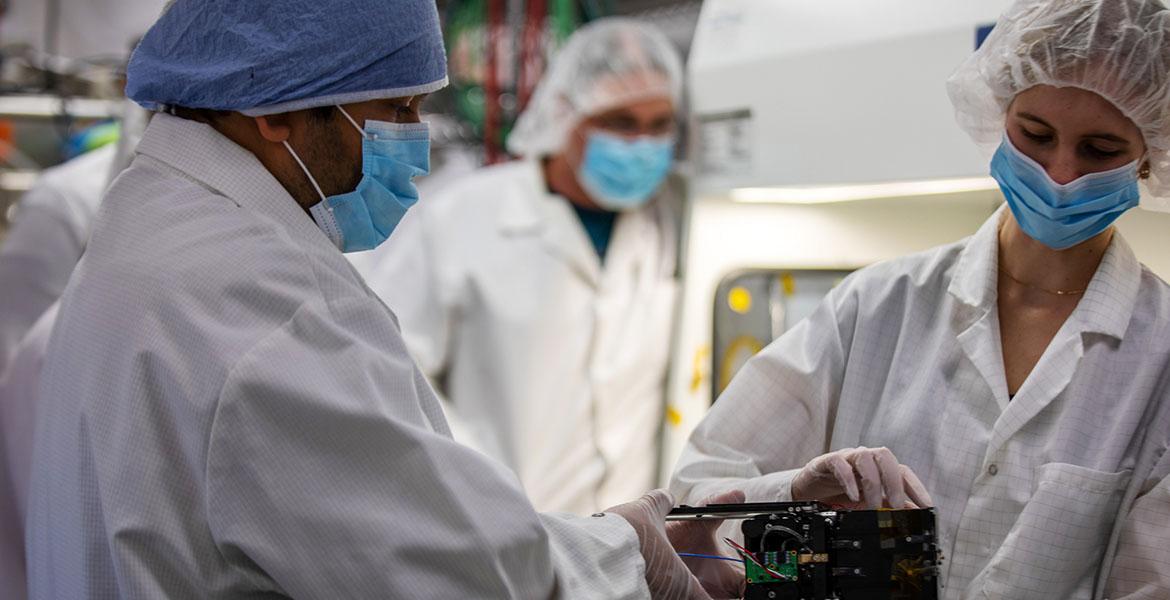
xmin=126 ymin=0 xmax=448 ymax=116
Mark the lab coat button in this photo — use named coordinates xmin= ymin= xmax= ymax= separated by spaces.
xmin=987 ymin=463 xmax=999 ymax=476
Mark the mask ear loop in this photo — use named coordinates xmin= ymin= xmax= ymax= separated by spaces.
xmin=280 ymin=103 xmax=367 ymax=203
xmin=282 ymin=140 xmax=328 ymax=202
xmin=336 ymin=105 xmax=371 ymax=139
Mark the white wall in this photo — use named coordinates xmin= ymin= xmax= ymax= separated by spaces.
xmin=1116 ymin=210 xmax=1170 ymax=278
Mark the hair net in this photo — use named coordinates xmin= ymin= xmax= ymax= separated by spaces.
xmin=946 ymin=0 xmax=1170 ymax=206
xmin=506 ymin=18 xmax=684 ymax=158
xmin=126 ymin=0 xmax=447 ymax=117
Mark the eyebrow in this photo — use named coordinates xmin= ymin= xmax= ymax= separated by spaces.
xmin=1017 ymin=111 xmax=1131 ymax=145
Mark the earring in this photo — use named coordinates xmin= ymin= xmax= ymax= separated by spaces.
xmin=1139 ymin=162 xmax=1151 ymax=180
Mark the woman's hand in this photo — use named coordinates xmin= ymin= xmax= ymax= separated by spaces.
xmin=790 ymin=447 xmax=933 ymax=509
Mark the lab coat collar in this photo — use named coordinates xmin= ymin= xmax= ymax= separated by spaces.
xmin=496 ymin=159 xmax=547 ymax=234
xmin=947 ymin=205 xmax=1005 ymax=312
xmin=135 ymin=113 xmax=334 ymax=253
xmin=948 ymin=204 xmax=1143 ymax=419
xmin=1071 ymin=232 xmax=1141 ymax=340
xmin=496 ymin=159 xmax=602 ymax=287
xmin=982 ymin=235 xmax=1141 ymax=453
xmin=948 ymin=204 xmax=1141 ymax=341
xmin=493 ymin=159 xmax=668 ymax=290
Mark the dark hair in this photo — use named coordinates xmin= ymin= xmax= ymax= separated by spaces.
xmin=307 ymin=105 xmax=335 ymax=123
xmin=166 ymin=106 xmax=230 ymax=123
xmin=166 ymin=105 xmax=335 ymax=123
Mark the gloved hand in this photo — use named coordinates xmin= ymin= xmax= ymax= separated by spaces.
xmin=666 ymin=490 xmax=746 ymax=600
xmin=791 ymin=447 xmax=933 ymax=510
xmin=606 ymin=489 xmax=712 ymax=600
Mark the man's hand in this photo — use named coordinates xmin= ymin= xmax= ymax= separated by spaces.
xmin=666 ymin=490 xmax=746 ymax=600
xmin=606 ymin=489 xmax=712 ymax=599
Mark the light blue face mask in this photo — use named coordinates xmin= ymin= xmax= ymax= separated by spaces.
xmin=285 ymin=106 xmax=430 ymax=253
xmin=990 ymin=135 xmax=1142 ymax=250
xmin=577 ymin=131 xmax=674 ymax=211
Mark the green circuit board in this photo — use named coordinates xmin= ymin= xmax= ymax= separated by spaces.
xmin=744 ymin=550 xmax=799 ymax=583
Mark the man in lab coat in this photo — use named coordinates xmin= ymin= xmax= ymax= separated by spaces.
xmin=25 ymin=2 xmax=739 ymax=598
xmin=356 ymin=18 xmax=684 ymax=516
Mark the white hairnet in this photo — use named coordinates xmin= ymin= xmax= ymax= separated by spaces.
xmin=946 ymin=0 xmax=1170 ymax=206
xmin=506 ymin=18 xmax=684 ymax=158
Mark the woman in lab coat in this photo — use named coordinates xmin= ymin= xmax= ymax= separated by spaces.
xmin=357 ymin=19 xmax=684 ymax=516
xmin=671 ymin=0 xmax=1170 ymax=598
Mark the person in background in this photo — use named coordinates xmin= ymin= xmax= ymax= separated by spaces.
xmin=23 ymin=2 xmax=742 ymax=598
xmin=0 ymin=140 xmax=111 ymax=373
xmin=0 ymin=61 xmax=150 ymax=372
xmin=355 ymin=18 xmax=684 ymax=516
xmin=0 ymin=99 xmax=148 ymax=600
xmin=670 ymin=0 xmax=1170 ymax=597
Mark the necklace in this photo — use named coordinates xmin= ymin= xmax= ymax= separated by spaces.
xmin=999 ymin=261 xmax=1086 ymax=296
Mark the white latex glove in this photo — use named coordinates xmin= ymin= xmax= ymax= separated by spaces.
xmin=791 ymin=447 xmax=933 ymax=510
xmin=666 ymin=490 xmax=746 ymax=600
xmin=606 ymin=489 xmax=712 ymax=600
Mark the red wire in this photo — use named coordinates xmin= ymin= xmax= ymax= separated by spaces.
xmin=724 ymin=538 xmax=787 ymax=580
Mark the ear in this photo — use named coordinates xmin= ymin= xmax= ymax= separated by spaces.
xmin=563 ymin=120 xmax=595 ymax=166
xmin=254 ymin=113 xmax=293 ymax=143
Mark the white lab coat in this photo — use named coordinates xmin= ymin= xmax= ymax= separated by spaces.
xmin=0 ymin=303 xmax=57 ymax=600
xmin=671 ymin=207 xmax=1170 ymax=599
xmin=0 ymin=144 xmax=114 ymax=373
xmin=25 ymin=113 xmax=648 ymax=599
xmin=353 ymin=159 xmax=679 ymax=515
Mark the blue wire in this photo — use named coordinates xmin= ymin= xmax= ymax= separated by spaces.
xmin=677 ymin=553 xmax=743 ymax=563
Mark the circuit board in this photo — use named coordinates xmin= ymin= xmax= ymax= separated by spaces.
xmin=668 ymin=501 xmax=940 ymax=600
xmin=744 ymin=550 xmax=799 ymax=583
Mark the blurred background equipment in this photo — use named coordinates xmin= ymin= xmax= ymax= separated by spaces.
xmin=436 ymin=0 xmax=700 ymax=163
xmin=0 ymin=0 xmax=166 ymax=233
xmin=712 ymin=270 xmax=849 ymax=398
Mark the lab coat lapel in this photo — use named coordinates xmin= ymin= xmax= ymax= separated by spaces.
xmin=987 ymin=234 xmax=1141 ymax=454
xmin=602 ymin=207 xmax=641 ymax=284
xmin=955 ymin=307 xmax=1012 ymax=412
xmin=497 ymin=160 xmax=601 ymax=289
xmin=539 ymin=204 xmax=602 ymax=289
xmin=987 ymin=326 xmax=1083 ymax=454
xmin=949 ymin=208 xmax=1012 ymax=411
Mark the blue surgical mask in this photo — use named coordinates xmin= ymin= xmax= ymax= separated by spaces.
xmin=577 ymin=131 xmax=674 ymax=211
xmin=285 ymin=106 xmax=430 ymax=253
xmin=990 ymin=135 xmax=1141 ymax=250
